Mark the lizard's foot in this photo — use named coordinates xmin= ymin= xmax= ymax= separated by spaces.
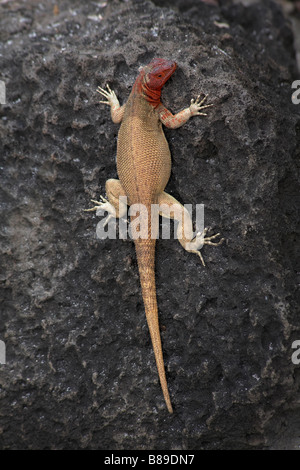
xmin=84 ymin=195 xmax=108 ymax=211
xmin=190 ymin=94 xmax=213 ymax=116
xmin=186 ymin=227 xmax=224 ymax=266
xmin=84 ymin=196 xmax=116 ymax=226
xmin=97 ymin=84 xmax=118 ymax=107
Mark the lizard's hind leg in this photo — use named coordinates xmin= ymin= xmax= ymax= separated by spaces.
xmin=85 ymin=178 xmax=128 ymax=225
xmin=157 ymin=191 xmax=224 ymax=266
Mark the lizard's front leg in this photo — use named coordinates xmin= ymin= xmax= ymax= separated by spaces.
xmin=157 ymin=93 xmax=213 ymax=129
xmin=97 ymin=84 xmax=125 ymax=123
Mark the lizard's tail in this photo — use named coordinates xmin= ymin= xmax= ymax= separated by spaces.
xmin=134 ymin=237 xmax=173 ymax=413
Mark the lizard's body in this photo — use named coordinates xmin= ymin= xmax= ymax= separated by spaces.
xmin=87 ymin=59 xmax=223 ymax=413
xmin=118 ymin=87 xmax=171 ymax=204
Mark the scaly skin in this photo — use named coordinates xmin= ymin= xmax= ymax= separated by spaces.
xmin=87 ymin=58 xmax=223 ymax=413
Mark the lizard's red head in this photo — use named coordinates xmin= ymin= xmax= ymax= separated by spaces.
xmin=133 ymin=58 xmax=177 ymax=107
xmin=144 ymin=58 xmax=177 ymax=90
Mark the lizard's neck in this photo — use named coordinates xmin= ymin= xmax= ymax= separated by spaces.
xmin=132 ymin=72 xmax=161 ymax=108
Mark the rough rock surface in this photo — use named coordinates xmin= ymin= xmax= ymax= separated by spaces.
xmin=0 ymin=0 xmax=299 ymax=450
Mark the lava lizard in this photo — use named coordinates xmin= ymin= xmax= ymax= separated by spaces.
xmin=86 ymin=58 xmax=223 ymax=413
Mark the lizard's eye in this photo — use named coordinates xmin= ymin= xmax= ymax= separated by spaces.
xmin=157 ymin=74 xmax=162 ymax=78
